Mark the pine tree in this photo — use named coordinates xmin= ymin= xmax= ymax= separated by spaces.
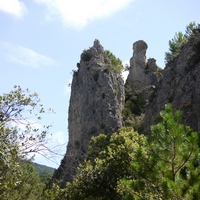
xmin=119 ymin=104 xmax=200 ymax=199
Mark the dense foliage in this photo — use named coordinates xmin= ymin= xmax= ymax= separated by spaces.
xmin=119 ymin=104 xmax=200 ymax=199
xmin=44 ymin=105 xmax=200 ymax=200
xmin=65 ymin=127 xmax=145 ymax=200
xmin=0 ymin=86 xmax=54 ymax=199
xmin=32 ymin=162 xmax=55 ymax=177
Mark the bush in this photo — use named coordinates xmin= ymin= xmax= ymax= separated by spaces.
xmin=81 ymin=49 xmax=92 ymax=62
xmin=105 ymin=50 xmax=123 ymax=73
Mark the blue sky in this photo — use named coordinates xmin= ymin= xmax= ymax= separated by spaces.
xmin=0 ymin=0 xmax=199 ymax=168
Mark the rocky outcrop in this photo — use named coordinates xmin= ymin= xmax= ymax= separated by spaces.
xmin=50 ymin=34 xmax=200 ymax=188
xmin=126 ymin=40 xmax=161 ymax=93
xmin=50 ymin=39 xmax=124 ymax=187
xmin=144 ymin=33 xmax=200 ymax=134
xmin=123 ymin=40 xmax=162 ymax=131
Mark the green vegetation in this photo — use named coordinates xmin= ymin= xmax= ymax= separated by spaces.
xmin=81 ymin=49 xmax=92 ymax=62
xmin=165 ymin=22 xmax=200 ymax=62
xmin=42 ymin=127 xmax=144 ymax=200
xmin=32 ymin=162 xmax=55 ymax=177
xmin=1 ymin=22 xmax=200 ymax=200
xmin=119 ymin=104 xmax=200 ymax=199
xmin=122 ymin=86 xmax=145 ymax=131
xmin=105 ymin=50 xmax=123 ymax=73
xmin=65 ymin=127 xmax=145 ymax=199
xmin=1 ymin=161 xmax=44 ymax=200
xmin=44 ymin=104 xmax=200 ymax=200
xmin=0 ymin=86 xmax=54 ymax=200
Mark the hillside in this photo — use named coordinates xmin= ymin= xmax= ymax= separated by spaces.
xmin=32 ymin=162 xmax=55 ymax=176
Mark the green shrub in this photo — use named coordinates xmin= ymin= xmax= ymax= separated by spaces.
xmin=105 ymin=50 xmax=123 ymax=73
xmin=81 ymin=49 xmax=92 ymax=62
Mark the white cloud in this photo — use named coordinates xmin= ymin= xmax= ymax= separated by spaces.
xmin=48 ymin=130 xmax=68 ymax=146
xmin=0 ymin=42 xmax=56 ymax=68
xmin=34 ymin=0 xmax=135 ymax=29
xmin=0 ymin=0 xmax=27 ymax=18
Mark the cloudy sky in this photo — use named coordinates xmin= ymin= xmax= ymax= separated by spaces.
xmin=0 ymin=0 xmax=199 ymax=168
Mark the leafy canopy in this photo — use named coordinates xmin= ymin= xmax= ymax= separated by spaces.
xmin=44 ymin=104 xmax=200 ymax=200
xmin=119 ymin=104 xmax=200 ymax=199
xmin=66 ymin=127 xmax=146 ymax=200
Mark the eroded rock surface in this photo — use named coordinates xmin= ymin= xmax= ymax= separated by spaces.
xmin=50 ymin=39 xmax=124 ymax=187
xmin=126 ymin=40 xmax=160 ymax=93
xmin=144 ymin=33 xmax=200 ymax=133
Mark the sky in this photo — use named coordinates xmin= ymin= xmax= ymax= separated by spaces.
xmin=0 ymin=0 xmax=199 ymax=168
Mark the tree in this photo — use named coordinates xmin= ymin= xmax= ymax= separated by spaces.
xmin=49 ymin=104 xmax=200 ymax=199
xmin=119 ymin=104 xmax=200 ymax=199
xmin=66 ymin=127 xmax=146 ymax=200
xmin=165 ymin=22 xmax=200 ymax=62
xmin=0 ymin=86 xmax=54 ymax=199
xmin=105 ymin=50 xmax=123 ymax=73
xmin=3 ymin=161 xmax=45 ymax=200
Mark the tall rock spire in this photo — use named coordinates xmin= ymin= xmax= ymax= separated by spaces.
xmin=126 ymin=40 xmax=160 ymax=92
xmin=123 ymin=40 xmax=161 ymax=130
xmin=50 ymin=39 xmax=124 ymax=187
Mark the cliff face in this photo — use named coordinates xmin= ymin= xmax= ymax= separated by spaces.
xmin=50 ymin=33 xmax=200 ymax=187
xmin=144 ymin=33 xmax=200 ymax=133
xmin=51 ymin=40 xmax=124 ymax=186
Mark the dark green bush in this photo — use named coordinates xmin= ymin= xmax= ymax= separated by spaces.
xmin=81 ymin=49 xmax=92 ymax=62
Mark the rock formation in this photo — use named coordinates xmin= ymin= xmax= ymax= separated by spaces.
xmin=126 ymin=40 xmax=161 ymax=93
xmin=50 ymin=32 xmax=200 ymax=187
xmin=144 ymin=33 xmax=200 ymax=134
xmin=50 ymin=39 xmax=124 ymax=187
xmin=123 ymin=40 xmax=161 ymax=131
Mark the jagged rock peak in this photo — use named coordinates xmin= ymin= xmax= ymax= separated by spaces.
xmin=79 ymin=39 xmax=111 ymax=68
xmin=93 ymin=39 xmax=104 ymax=53
xmin=50 ymin=39 xmax=124 ymax=187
